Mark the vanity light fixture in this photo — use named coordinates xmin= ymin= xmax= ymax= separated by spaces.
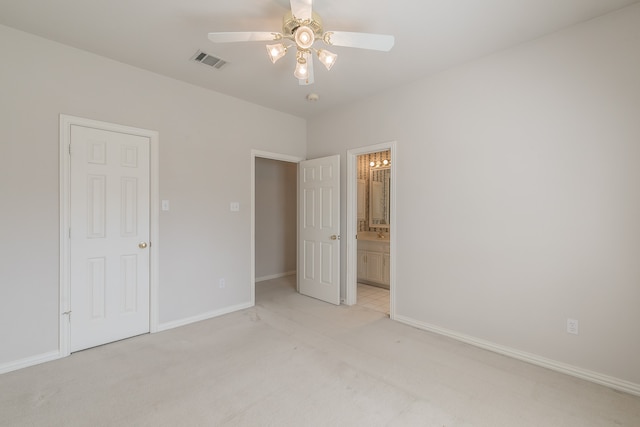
xmin=370 ymin=159 xmax=391 ymax=168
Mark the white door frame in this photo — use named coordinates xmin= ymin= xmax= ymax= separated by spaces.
xmin=346 ymin=141 xmax=397 ymax=318
xmin=59 ymin=114 xmax=160 ymax=357
xmin=250 ymin=150 xmax=304 ymax=306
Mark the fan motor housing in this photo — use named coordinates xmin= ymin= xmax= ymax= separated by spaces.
xmin=283 ymin=11 xmax=323 ymax=37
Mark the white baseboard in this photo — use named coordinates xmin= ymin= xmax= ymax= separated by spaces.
xmin=156 ymin=302 xmax=254 ymax=332
xmin=1 ymin=303 xmax=254 ymax=375
xmin=0 ymin=350 xmax=61 ymax=375
xmin=394 ymin=314 xmax=640 ymax=397
xmin=255 ymin=270 xmax=296 ymax=283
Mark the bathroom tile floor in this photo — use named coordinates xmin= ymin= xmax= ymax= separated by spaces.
xmin=357 ymin=283 xmax=389 ymax=314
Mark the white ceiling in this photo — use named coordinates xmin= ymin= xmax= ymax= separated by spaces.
xmin=1 ymin=0 xmax=638 ymax=119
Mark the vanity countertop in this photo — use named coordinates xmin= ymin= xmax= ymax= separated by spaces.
xmin=357 ymin=231 xmax=390 ymax=242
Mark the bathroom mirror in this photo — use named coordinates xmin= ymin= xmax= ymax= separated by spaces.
xmin=369 ymin=166 xmax=390 ymax=229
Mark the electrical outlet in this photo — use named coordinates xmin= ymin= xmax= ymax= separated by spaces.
xmin=219 ymin=278 xmax=226 ymax=289
xmin=567 ymin=318 xmax=579 ymax=335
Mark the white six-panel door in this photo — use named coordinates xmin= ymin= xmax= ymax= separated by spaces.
xmin=69 ymin=125 xmax=150 ymax=352
xmin=298 ymin=155 xmax=341 ymax=305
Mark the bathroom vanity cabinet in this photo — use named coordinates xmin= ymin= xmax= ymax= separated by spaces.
xmin=357 ymin=239 xmax=390 ymax=289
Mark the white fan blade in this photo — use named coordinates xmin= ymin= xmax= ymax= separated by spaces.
xmin=324 ymin=31 xmax=395 ymax=52
xmin=290 ymin=0 xmax=313 ymax=21
xmin=208 ymin=32 xmax=281 ymax=43
xmin=299 ymin=52 xmax=314 ymax=86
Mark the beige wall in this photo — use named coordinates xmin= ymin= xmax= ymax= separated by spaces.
xmin=2 ymin=3 xmax=639 ymax=393
xmin=0 ymin=25 xmax=305 ymax=367
xmin=255 ymin=158 xmax=297 ymax=279
xmin=308 ymin=5 xmax=640 ymax=387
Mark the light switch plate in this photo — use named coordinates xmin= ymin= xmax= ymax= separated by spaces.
xmin=161 ymin=200 xmax=170 ymax=211
xmin=230 ymin=202 xmax=240 ymax=212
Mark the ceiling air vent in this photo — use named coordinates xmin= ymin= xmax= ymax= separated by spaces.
xmin=191 ymin=50 xmax=227 ymax=69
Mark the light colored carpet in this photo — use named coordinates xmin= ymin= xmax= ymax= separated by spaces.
xmin=1 ymin=276 xmax=639 ymax=426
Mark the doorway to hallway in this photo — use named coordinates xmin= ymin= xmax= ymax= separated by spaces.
xmin=251 ymin=150 xmax=342 ymax=307
xmin=251 ymin=150 xmax=302 ymax=306
xmin=254 ymin=157 xmax=298 ymax=285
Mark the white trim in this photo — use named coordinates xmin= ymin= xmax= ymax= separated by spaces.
xmin=156 ymin=302 xmax=253 ymax=332
xmin=250 ymin=150 xmax=304 ymax=307
xmin=251 ymin=150 xmax=304 ymax=164
xmin=394 ymin=314 xmax=640 ymax=397
xmin=255 ymin=270 xmax=297 ymax=282
xmin=0 ymin=351 xmax=62 ymax=375
xmin=149 ymin=130 xmax=160 ymax=334
xmin=59 ymin=116 xmax=71 ymax=356
xmin=346 ymin=142 xmax=397 ymax=320
xmin=59 ymin=114 xmax=160 ymax=357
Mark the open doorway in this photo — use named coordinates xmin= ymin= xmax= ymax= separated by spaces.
xmin=250 ymin=150 xmax=303 ymax=305
xmin=251 ymin=150 xmax=342 ymax=307
xmin=346 ymin=142 xmax=397 ymax=318
xmin=255 ymin=158 xmax=297 ymax=281
xmin=356 ymin=150 xmax=391 ymax=315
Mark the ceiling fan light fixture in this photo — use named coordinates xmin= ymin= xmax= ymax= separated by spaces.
xmin=317 ymin=49 xmax=337 ymax=70
xmin=294 ymin=26 xmax=315 ymax=50
xmin=266 ymin=43 xmax=287 ymax=63
xmin=207 ymin=3 xmax=395 ymax=85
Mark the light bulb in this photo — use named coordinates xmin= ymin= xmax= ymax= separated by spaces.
xmin=382 ymin=159 xmax=389 ymax=165
xmin=370 ymin=161 xmax=375 ymax=167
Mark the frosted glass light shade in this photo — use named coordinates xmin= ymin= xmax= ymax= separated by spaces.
xmin=266 ymin=43 xmax=287 ymax=63
xmin=294 ymin=59 xmax=308 ymax=79
xmin=294 ymin=26 xmax=315 ymax=49
xmin=317 ymin=49 xmax=337 ymax=70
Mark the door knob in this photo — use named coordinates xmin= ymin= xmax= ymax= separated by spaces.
xmin=330 ymin=235 xmax=340 ymax=240
xmin=138 ymin=242 xmax=148 ymax=249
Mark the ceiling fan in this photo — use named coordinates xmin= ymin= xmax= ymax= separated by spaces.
xmin=207 ymin=0 xmax=395 ymax=85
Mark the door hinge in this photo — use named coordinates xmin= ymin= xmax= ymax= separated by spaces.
xmin=68 ymin=144 xmax=71 ymax=155
xmin=62 ymin=311 xmax=72 ymax=321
